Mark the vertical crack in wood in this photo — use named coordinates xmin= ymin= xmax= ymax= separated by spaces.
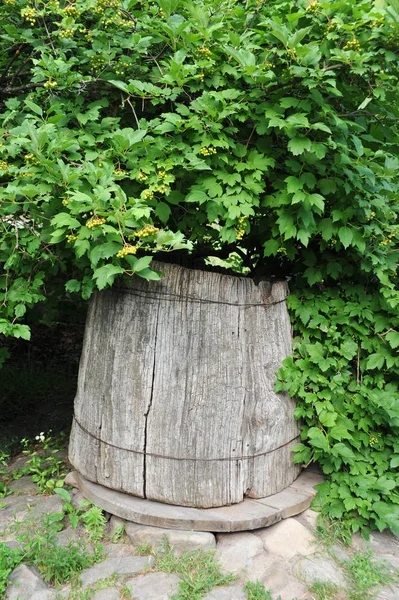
xmin=143 ymin=300 xmax=161 ymax=499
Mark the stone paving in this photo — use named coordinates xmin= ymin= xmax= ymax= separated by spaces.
xmin=1 ymin=472 xmax=399 ymax=600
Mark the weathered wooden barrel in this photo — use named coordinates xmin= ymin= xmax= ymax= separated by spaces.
xmin=69 ymin=262 xmax=300 ymax=508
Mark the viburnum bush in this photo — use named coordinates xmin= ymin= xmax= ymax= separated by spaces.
xmin=0 ymin=0 xmax=398 ymax=534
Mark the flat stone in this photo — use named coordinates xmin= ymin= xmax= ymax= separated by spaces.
xmin=30 ymin=592 xmax=57 ymax=600
xmin=245 ymin=552 xmax=278 ymax=582
xmin=125 ymin=522 xmax=216 ymax=554
xmin=259 ymin=562 xmax=308 ymax=600
xmin=296 ymin=556 xmax=346 ymax=586
xmin=92 ymin=589 xmax=120 ymax=600
xmin=216 ymin=532 xmax=264 ymax=575
xmin=6 ymin=564 xmax=48 ymax=599
xmin=377 ymin=554 xmax=399 ymax=572
xmin=294 ymin=508 xmax=319 ymax=532
xmin=30 ymin=495 xmax=64 ymax=516
xmin=103 ymin=542 xmax=135 ymax=558
xmin=369 ymin=531 xmax=399 ymax=556
xmin=80 ymin=556 xmax=154 ymax=588
xmin=56 ymin=527 xmax=81 ymax=547
xmin=64 ymin=471 xmax=79 ymax=488
xmin=126 ymin=572 xmax=180 ymax=599
xmin=330 ymin=544 xmax=351 ymax=563
xmin=8 ymin=476 xmax=38 ymax=496
xmin=377 ymin=584 xmax=399 ymax=600
xmin=202 ymin=585 xmax=246 ymax=599
xmin=290 ymin=470 xmax=324 ymax=495
xmin=254 ymin=517 xmax=316 ymax=559
xmin=71 ymin=491 xmax=90 ymax=511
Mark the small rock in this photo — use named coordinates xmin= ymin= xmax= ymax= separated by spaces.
xmin=245 ymin=552 xmax=278 ymax=582
xmin=376 ymin=584 xmax=399 ymax=600
xmin=125 ymin=522 xmax=216 ymax=555
xmin=369 ymin=531 xmax=399 ymax=556
xmin=103 ymin=542 xmax=135 ymax=558
xmin=92 ymin=589 xmax=120 ymax=600
xmin=6 ymin=564 xmax=49 ymax=600
xmin=254 ymin=518 xmax=316 ymax=559
xmin=30 ymin=495 xmax=64 ymax=517
xmin=126 ymin=572 xmax=180 ymax=599
xmin=71 ymin=491 xmax=90 ymax=511
xmin=259 ymin=562 xmax=308 ymax=600
xmin=80 ymin=555 xmax=154 ymax=588
xmin=296 ymin=556 xmax=346 ymax=586
xmin=216 ymin=532 xmax=264 ymax=576
xmin=64 ymin=471 xmax=79 ymax=488
xmin=330 ymin=544 xmax=351 ymax=563
xmin=107 ymin=515 xmax=126 ymax=539
xmin=56 ymin=527 xmax=81 ymax=547
xmin=294 ymin=508 xmax=319 ymax=533
xmin=8 ymin=476 xmax=38 ymax=496
xmin=377 ymin=554 xmax=399 ymax=572
xmin=30 ymin=592 xmax=57 ymax=600
xmin=202 ymin=585 xmax=246 ymax=599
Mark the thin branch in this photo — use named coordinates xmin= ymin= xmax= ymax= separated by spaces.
xmin=1 ymin=82 xmax=45 ymax=96
xmin=126 ymin=96 xmax=140 ymax=128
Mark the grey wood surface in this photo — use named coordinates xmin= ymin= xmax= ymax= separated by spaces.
xmin=72 ymin=471 xmax=319 ymax=532
xmin=69 ymin=262 xmax=300 ymax=508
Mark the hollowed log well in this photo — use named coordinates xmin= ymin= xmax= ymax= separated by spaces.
xmin=69 ymin=262 xmax=300 ymax=508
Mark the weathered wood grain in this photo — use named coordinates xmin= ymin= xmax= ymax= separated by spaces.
xmin=69 ymin=262 xmax=300 ymax=508
xmin=72 ymin=471 xmax=318 ymax=532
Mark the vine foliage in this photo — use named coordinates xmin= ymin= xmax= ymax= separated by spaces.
xmin=0 ymin=0 xmax=398 ymax=533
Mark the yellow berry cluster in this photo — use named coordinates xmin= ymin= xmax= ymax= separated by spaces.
xmin=278 ymin=246 xmax=287 ymax=255
xmin=20 ymin=172 xmax=34 ymax=177
xmin=367 ymin=211 xmax=376 ymax=221
xmin=66 ymin=234 xmax=78 ymax=243
xmin=287 ymin=48 xmax=297 ymax=58
xmin=62 ymin=199 xmax=69 ymax=206
xmin=21 ymin=6 xmax=38 ymax=25
xmin=113 ymin=167 xmax=127 ymax=175
xmin=94 ymin=0 xmax=120 ymax=13
xmin=157 ymin=169 xmax=167 ymax=179
xmin=370 ymin=19 xmax=384 ymax=28
xmin=86 ymin=216 xmax=106 ymax=228
xmin=59 ymin=28 xmax=74 ymax=38
xmin=137 ymin=171 xmax=148 ymax=182
xmin=142 ymin=189 xmax=154 ymax=200
xmin=235 ymin=216 xmax=247 ymax=241
xmin=63 ymin=4 xmax=80 ymax=17
xmin=264 ymin=61 xmax=273 ymax=69
xmin=116 ymin=244 xmax=137 ymax=258
xmin=159 ymin=8 xmax=166 ymax=17
xmin=379 ymin=229 xmax=397 ymax=246
xmin=5 ymin=0 xmax=15 ymax=5
xmin=44 ymin=80 xmax=57 ymax=89
xmin=156 ymin=184 xmax=168 ymax=194
xmin=200 ymin=147 xmax=217 ymax=156
xmin=135 ymin=224 xmax=159 ymax=238
xmin=326 ymin=22 xmax=336 ymax=33
xmin=305 ymin=1 xmax=320 ymax=13
xmin=114 ymin=58 xmax=132 ymax=75
xmin=198 ymin=46 xmax=212 ymax=58
xmin=369 ymin=436 xmax=378 ymax=447
xmin=0 ymin=160 xmax=8 ymax=170
xmin=196 ymin=73 xmax=205 ymax=82
xmin=344 ymin=39 xmax=361 ymax=51
xmin=24 ymin=153 xmax=40 ymax=165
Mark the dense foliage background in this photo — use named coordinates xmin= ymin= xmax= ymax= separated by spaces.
xmin=0 ymin=0 xmax=398 ymax=534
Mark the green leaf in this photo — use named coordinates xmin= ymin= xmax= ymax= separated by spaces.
xmin=155 ymin=202 xmax=171 ymax=224
xmin=65 ymin=279 xmax=81 ymax=293
xmin=288 ymin=136 xmax=312 ymax=156
xmin=390 ymin=456 xmax=399 ymax=469
xmin=308 ymin=427 xmax=329 ymax=451
xmin=366 ymin=353 xmax=385 ymax=370
xmin=93 ymin=264 xmax=124 ymax=290
xmin=51 ymin=213 xmax=81 ymax=229
xmin=132 ymin=256 xmax=153 ymax=272
xmin=263 ymin=239 xmax=279 ymax=256
xmin=386 ymin=331 xmax=399 ymax=349
xmin=338 ymin=227 xmax=353 ymax=249
xmin=25 ymin=99 xmax=43 ymax=116
xmin=90 ymin=242 xmax=121 ymax=267
xmin=136 ymin=267 xmax=161 ymax=281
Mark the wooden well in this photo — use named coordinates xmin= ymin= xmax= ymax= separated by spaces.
xmin=69 ymin=262 xmax=300 ymax=509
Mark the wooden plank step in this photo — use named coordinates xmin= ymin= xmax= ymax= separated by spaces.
xmin=74 ymin=470 xmax=322 ymax=532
